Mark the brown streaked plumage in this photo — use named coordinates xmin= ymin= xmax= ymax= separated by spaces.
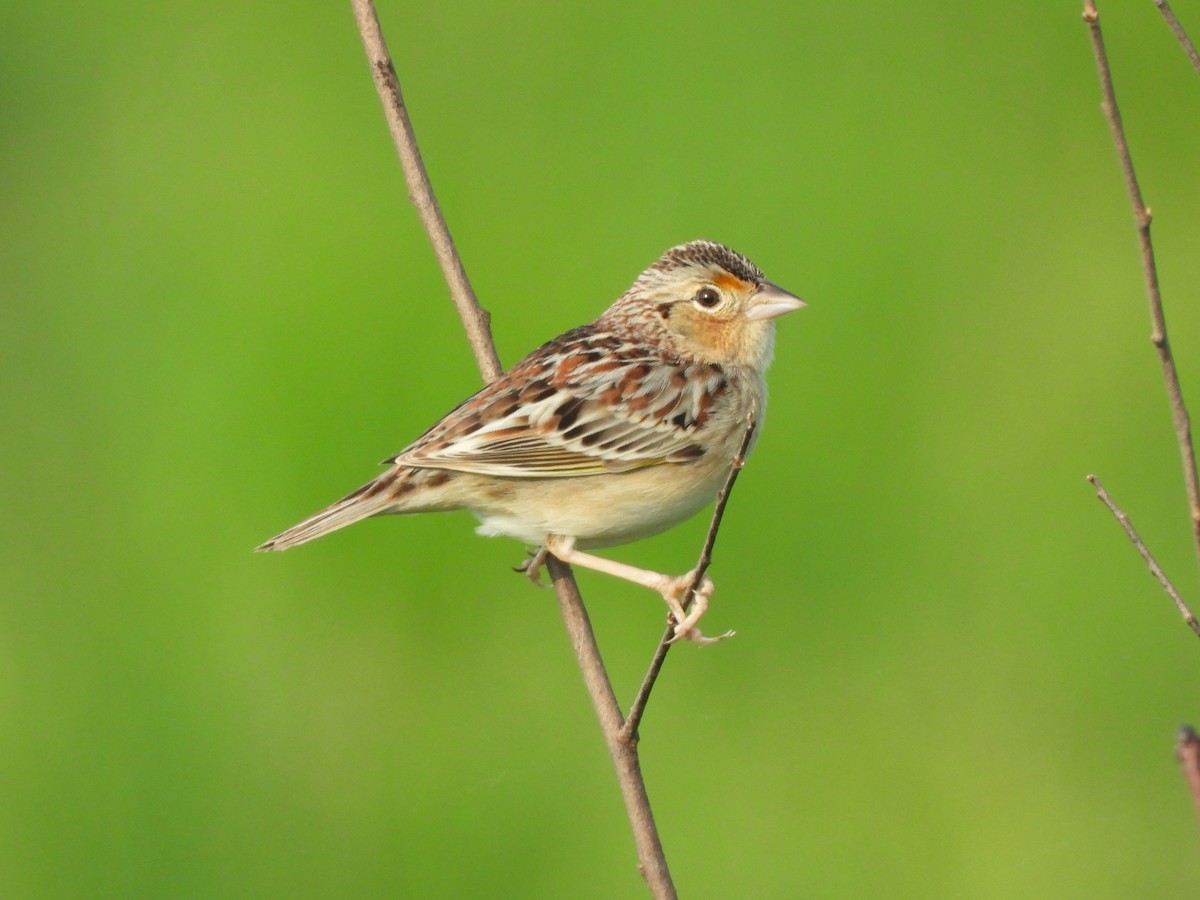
xmin=258 ymin=240 xmax=805 ymax=642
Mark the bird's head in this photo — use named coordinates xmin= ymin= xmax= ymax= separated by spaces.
xmin=609 ymin=240 xmax=805 ymax=369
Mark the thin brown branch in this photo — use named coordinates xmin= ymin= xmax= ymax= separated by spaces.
xmin=624 ymin=417 xmax=757 ymax=740
xmin=1155 ymin=0 xmax=1200 ymax=77
xmin=350 ymin=0 xmax=503 ymax=383
xmin=546 ymin=558 xmax=677 ymax=899
xmin=1177 ymin=726 xmax=1200 ymax=825
xmin=349 ymin=4 xmax=673 ymax=895
xmin=1082 ymin=1 xmax=1200 ymax=571
xmin=1087 ymin=475 xmax=1200 ymax=636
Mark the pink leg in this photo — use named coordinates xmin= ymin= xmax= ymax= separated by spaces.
xmin=544 ymin=535 xmax=732 ymax=644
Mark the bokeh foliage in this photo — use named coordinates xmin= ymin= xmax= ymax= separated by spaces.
xmin=4 ymin=2 xmax=1200 ymax=896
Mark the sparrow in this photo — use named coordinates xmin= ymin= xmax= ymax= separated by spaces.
xmin=258 ymin=240 xmax=804 ymax=642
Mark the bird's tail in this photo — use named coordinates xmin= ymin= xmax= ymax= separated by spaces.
xmin=256 ymin=471 xmax=405 ymax=552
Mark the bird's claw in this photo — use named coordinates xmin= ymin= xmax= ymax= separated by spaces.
xmin=666 ymin=626 xmax=736 ymax=646
xmin=660 ymin=570 xmax=731 ymax=644
xmin=513 ymin=546 xmax=551 ymax=588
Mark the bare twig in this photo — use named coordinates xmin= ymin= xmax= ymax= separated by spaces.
xmin=624 ymin=417 xmax=757 ymax=740
xmin=1087 ymin=476 xmax=1200 ymax=636
xmin=546 ymin=558 xmax=676 ymax=899
xmin=1155 ymin=0 xmax=1200 ymax=76
xmin=1177 ymin=726 xmax=1200 ymax=823
xmin=350 ymin=0 xmax=502 ymax=383
xmin=1083 ymin=1 xmax=1200 ymax=571
xmin=349 ymin=3 xmax=675 ymax=895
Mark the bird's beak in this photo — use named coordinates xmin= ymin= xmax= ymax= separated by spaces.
xmin=745 ymin=282 xmax=806 ymax=321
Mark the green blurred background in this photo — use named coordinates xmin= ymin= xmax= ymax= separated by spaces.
xmin=5 ymin=1 xmax=1200 ymax=896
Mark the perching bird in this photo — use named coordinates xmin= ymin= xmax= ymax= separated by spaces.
xmin=258 ymin=240 xmax=804 ymax=642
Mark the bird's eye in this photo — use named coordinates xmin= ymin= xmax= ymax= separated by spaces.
xmin=694 ymin=287 xmax=721 ymax=309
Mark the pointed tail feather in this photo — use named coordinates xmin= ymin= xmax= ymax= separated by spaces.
xmin=256 ymin=473 xmax=400 ymax=552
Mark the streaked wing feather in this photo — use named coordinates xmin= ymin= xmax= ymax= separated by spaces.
xmin=391 ymin=327 xmax=731 ymax=479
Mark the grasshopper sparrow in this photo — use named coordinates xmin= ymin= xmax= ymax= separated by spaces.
xmin=258 ymin=240 xmax=804 ymax=642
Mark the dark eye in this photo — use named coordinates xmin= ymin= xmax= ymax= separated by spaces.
xmin=695 ymin=287 xmax=721 ymax=309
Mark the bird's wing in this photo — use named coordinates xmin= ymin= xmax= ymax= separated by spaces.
xmin=388 ymin=330 xmax=731 ymax=478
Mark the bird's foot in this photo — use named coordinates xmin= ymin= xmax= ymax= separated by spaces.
xmin=660 ymin=570 xmax=734 ymax=645
xmin=513 ymin=546 xmax=551 ymax=588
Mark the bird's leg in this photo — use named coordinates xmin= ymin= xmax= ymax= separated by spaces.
xmin=514 ymin=546 xmax=551 ymax=588
xmin=543 ymin=535 xmax=731 ymax=644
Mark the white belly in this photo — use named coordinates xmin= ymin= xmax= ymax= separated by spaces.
xmin=470 ymin=460 xmax=729 ymax=548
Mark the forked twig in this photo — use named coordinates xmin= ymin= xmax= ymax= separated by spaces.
xmin=1083 ymin=0 xmax=1200 ymax=834
xmin=1087 ymin=476 xmax=1200 ymax=637
xmin=544 ymin=557 xmax=674 ymax=896
xmin=349 ymin=3 xmax=688 ymax=895
xmin=1082 ymin=1 xmax=1200 ymax=574
xmin=1155 ymin=0 xmax=1200 ymax=76
xmin=624 ymin=417 xmax=757 ymax=740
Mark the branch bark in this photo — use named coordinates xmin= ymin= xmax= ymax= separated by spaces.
xmin=1082 ymin=1 xmax=1200 ymax=574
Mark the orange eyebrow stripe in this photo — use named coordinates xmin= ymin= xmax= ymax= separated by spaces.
xmin=713 ymin=273 xmax=750 ymax=292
